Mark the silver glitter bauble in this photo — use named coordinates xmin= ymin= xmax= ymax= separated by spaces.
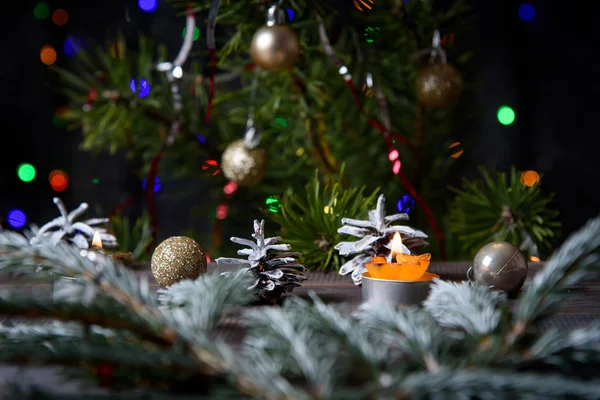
xmin=221 ymin=140 xmax=267 ymax=186
xmin=151 ymin=236 xmax=207 ymax=287
xmin=469 ymin=241 xmax=528 ymax=295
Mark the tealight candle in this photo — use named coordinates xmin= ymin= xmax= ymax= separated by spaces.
xmin=90 ymin=231 xmax=133 ymax=266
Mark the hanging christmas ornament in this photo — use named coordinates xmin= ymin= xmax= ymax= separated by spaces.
xmin=221 ymin=73 xmax=267 ymax=186
xmin=414 ymin=30 xmax=463 ymax=108
xmin=250 ymin=4 xmax=300 ymax=72
xmin=468 ymin=241 xmax=528 ymax=296
xmin=151 ymin=236 xmax=207 ymax=286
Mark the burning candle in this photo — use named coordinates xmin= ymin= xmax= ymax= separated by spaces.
xmin=90 ymin=231 xmax=133 ymax=266
xmin=365 ymin=232 xmax=433 ymax=281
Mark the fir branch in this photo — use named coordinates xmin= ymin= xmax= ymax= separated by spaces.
xmin=525 ymin=323 xmax=600 ymax=365
xmin=424 ymin=279 xmax=507 ymax=336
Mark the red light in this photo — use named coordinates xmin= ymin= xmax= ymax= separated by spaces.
xmin=392 ymin=160 xmax=401 ymax=174
xmin=216 ymin=204 xmax=228 ymax=220
xmin=49 ymin=170 xmax=69 ymax=192
xmin=202 ymin=159 xmax=220 ymax=176
xmin=223 ymin=181 xmax=238 ymax=195
xmin=388 ymin=149 xmax=399 ymax=161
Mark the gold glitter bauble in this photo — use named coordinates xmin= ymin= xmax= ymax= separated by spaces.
xmin=151 ymin=236 xmax=207 ymax=287
xmin=221 ymin=140 xmax=268 ymax=186
xmin=415 ymin=63 xmax=463 ymax=108
xmin=250 ymin=25 xmax=300 ymax=72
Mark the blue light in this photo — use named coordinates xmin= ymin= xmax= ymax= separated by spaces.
xmin=7 ymin=209 xmax=26 ymax=229
xmin=518 ymin=4 xmax=535 ymax=21
xmin=63 ymin=37 xmax=81 ymax=57
xmin=142 ymin=176 xmax=161 ymax=193
xmin=138 ymin=0 xmax=157 ymax=12
xmin=197 ymin=134 xmax=206 ymax=143
xmin=286 ymin=8 xmax=295 ymax=21
xmin=397 ymin=194 xmax=415 ymax=213
xmin=130 ymin=79 xmax=151 ymax=98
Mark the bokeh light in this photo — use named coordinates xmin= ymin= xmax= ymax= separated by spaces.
xmin=197 ymin=134 xmax=206 ymax=143
xmin=33 ymin=2 xmax=50 ymax=19
xmin=49 ymin=170 xmax=69 ymax=192
xmin=138 ymin=0 xmax=157 ymax=12
xmin=266 ymin=195 xmax=282 ymax=213
xmin=52 ymin=9 xmax=68 ymax=26
xmin=202 ymin=160 xmax=220 ymax=176
xmin=287 ymin=8 xmax=295 ymax=21
xmin=296 ymin=147 xmax=305 ymax=157
xmin=223 ymin=181 xmax=238 ymax=196
xmin=364 ymin=26 xmax=380 ymax=43
xmin=518 ymin=4 xmax=535 ymax=21
xmin=497 ymin=105 xmax=515 ymax=125
xmin=182 ymin=26 xmax=200 ymax=41
xmin=520 ymin=170 xmax=540 ymax=187
xmin=110 ymin=42 xmax=123 ymax=59
xmin=40 ymin=45 xmax=57 ymax=65
xmin=354 ymin=0 xmax=374 ymax=12
xmin=17 ymin=163 xmax=36 ymax=182
xmin=63 ymin=37 xmax=81 ymax=57
xmin=7 ymin=209 xmax=27 ymax=229
xmin=216 ymin=204 xmax=228 ymax=220
xmin=142 ymin=176 xmax=161 ymax=193
xmin=397 ymin=194 xmax=415 ymax=213
xmin=130 ymin=79 xmax=151 ymax=98
xmin=530 ymin=256 xmax=541 ymax=262
xmin=449 ymin=141 xmax=464 ymax=158
xmin=92 ymin=178 xmax=100 ymax=184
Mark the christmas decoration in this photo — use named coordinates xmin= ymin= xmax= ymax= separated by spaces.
xmin=415 ymin=63 xmax=463 ymax=108
xmin=250 ymin=5 xmax=299 ymax=72
xmin=335 ymin=194 xmax=428 ymax=285
xmin=220 ymin=139 xmax=267 ymax=186
xmin=449 ymin=166 xmax=560 ymax=259
xmin=469 ymin=241 xmax=528 ymax=296
xmin=29 ymin=197 xmax=117 ymax=249
xmin=216 ymin=219 xmax=307 ymax=303
xmin=151 ymin=236 xmax=207 ymax=286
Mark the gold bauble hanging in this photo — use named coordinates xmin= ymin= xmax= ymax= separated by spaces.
xmin=151 ymin=236 xmax=207 ymax=287
xmin=221 ymin=139 xmax=268 ymax=186
xmin=415 ymin=63 xmax=463 ymax=108
xmin=250 ymin=25 xmax=300 ymax=72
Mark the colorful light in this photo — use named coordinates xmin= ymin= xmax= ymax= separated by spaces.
xmin=296 ymin=147 xmax=305 ymax=157
xmin=364 ymin=26 xmax=380 ymax=43
xmin=497 ymin=105 xmax=515 ymax=125
xmin=49 ymin=170 xmax=69 ymax=192
xmin=223 ymin=181 xmax=238 ymax=196
xmin=520 ymin=170 xmax=540 ymax=187
xmin=110 ymin=42 xmax=123 ymax=59
xmin=142 ymin=176 xmax=161 ymax=193
xmin=63 ymin=37 xmax=81 ymax=57
xmin=52 ymin=9 xmax=68 ymax=26
xmin=130 ymin=79 xmax=151 ymax=98
xmin=17 ymin=163 xmax=36 ymax=182
xmin=40 ymin=45 xmax=57 ymax=65
xmin=518 ymin=4 xmax=535 ymax=21
xmin=33 ymin=2 xmax=50 ymax=19
xmin=266 ymin=195 xmax=282 ymax=213
xmin=182 ymin=26 xmax=200 ymax=41
xmin=397 ymin=194 xmax=415 ymax=213
xmin=92 ymin=178 xmax=100 ymax=184
xmin=197 ymin=134 xmax=206 ymax=143
xmin=354 ymin=0 xmax=374 ymax=11
xmin=216 ymin=204 xmax=228 ymax=220
xmin=270 ymin=117 xmax=288 ymax=128
xmin=7 ymin=209 xmax=27 ymax=229
xmin=202 ymin=160 xmax=220 ymax=176
xmin=286 ymin=8 xmax=295 ymax=21
xmin=530 ymin=256 xmax=541 ymax=262
xmin=138 ymin=0 xmax=157 ymax=12
xmin=449 ymin=141 xmax=464 ymax=158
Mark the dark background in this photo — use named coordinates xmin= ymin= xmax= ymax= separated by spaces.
xmin=1 ymin=0 xmax=598 ymax=244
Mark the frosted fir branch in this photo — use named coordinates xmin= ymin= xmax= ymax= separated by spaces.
xmin=515 ymin=215 xmax=600 ymax=328
xmin=0 ymin=321 xmax=115 ymax=341
xmin=424 ymin=280 xmax=507 ymax=336
xmin=399 ymin=369 xmax=600 ymax=399
xmin=526 ymin=322 xmax=600 ymax=363
xmin=157 ymin=270 xmax=254 ymax=331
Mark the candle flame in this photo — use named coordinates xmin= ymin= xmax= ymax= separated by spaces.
xmin=390 ymin=232 xmax=403 ymax=260
xmin=92 ymin=231 xmax=103 ymax=249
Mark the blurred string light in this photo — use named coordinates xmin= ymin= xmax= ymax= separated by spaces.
xmin=266 ymin=195 xmax=282 ymax=213
xmin=138 ymin=0 xmax=157 ymax=12
xmin=354 ymin=0 xmax=374 ymax=11
xmin=142 ymin=176 xmax=161 ymax=193
xmin=530 ymin=256 xmax=541 ymax=262
xmin=7 ymin=209 xmax=27 ymax=229
xmin=197 ymin=134 xmax=206 ymax=143
xmin=92 ymin=178 xmax=100 ymax=184
xmin=216 ymin=204 xmax=228 ymax=220
xmin=497 ymin=105 xmax=515 ymax=125
xmin=49 ymin=170 xmax=69 ymax=192
xmin=441 ymin=33 xmax=455 ymax=45
xmin=33 ymin=2 xmax=50 ymax=19
xmin=182 ymin=26 xmax=200 ymax=41
xmin=110 ymin=42 xmax=123 ymax=59
xmin=518 ymin=4 xmax=535 ymax=21
xmin=364 ymin=26 xmax=380 ymax=43
xmin=520 ymin=170 xmax=540 ymax=187
xmin=40 ymin=45 xmax=57 ymax=65
xmin=130 ymin=79 xmax=151 ymax=98
xmin=397 ymin=194 xmax=415 ymax=213
xmin=449 ymin=141 xmax=463 ymax=158
xmin=52 ymin=9 xmax=68 ymax=26
xmin=17 ymin=163 xmax=36 ymax=182
xmin=202 ymin=160 xmax=220 ymax=176
xmin=223 ymin=181 xmax=238 ymax=196
xmin=296 ymin=147 xmax=305 ymax=157
xmin=63 ymin=37 xmax=81 ymax=57
xmin=270 ymin=117 xmax=288 ymax=129
xmin=286 ymin=8 xmax=295 ymax=21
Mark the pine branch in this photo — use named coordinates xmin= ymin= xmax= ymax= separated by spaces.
xmin=525 ymin=322 xmax=600 ymax=365
xmin=424 ymin=279 xmax=507 ymax=336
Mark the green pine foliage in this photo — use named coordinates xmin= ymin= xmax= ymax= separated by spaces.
xmin=108 ymin=212 xmax=153 ymax=261
xmin=448 ymin=166 xmax=560 ymax=259
xmin=0 ymin=216 xmax=600 ymax=397
xmin=266 ymin=167 xmax=379 ymax=271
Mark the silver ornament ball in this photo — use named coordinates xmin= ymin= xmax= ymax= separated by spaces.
xmin=220 ymin=140 xmax=267 ymax=186
xmin=469 ymin=241 xmax=528 ymax=295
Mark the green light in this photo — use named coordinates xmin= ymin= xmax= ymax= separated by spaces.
xmin=266 ymin=195 xmax=282 ymax=213
xmin=182 ymin=26 xmax=200 ymax=41
xmin=92 ymin=178 xmax=100 ymax=184
xmin=270 ymin=117 xmax=288 ymax=129
xmin=364 ymin=27 xmax=380 ymax=43
xmin=33 ymin=2 xmax=50 ymax=20
xmin=497 ymin=105 xmax=516 ymax=125
xmin=17 ymin=163 xmax=36 ymax=182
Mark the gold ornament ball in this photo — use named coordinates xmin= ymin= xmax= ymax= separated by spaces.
xmin=151 ymin=236 xmax=207 ymax=287
xmin=470 ymin=241 xmax=528 ymax=296
xmin=221 ymin=139 xmax=268 ymax=186
xmin=415 ymin=64 xmax=463 ymax=107
xmin=250 ymin=25 xmax=300 ymax=72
